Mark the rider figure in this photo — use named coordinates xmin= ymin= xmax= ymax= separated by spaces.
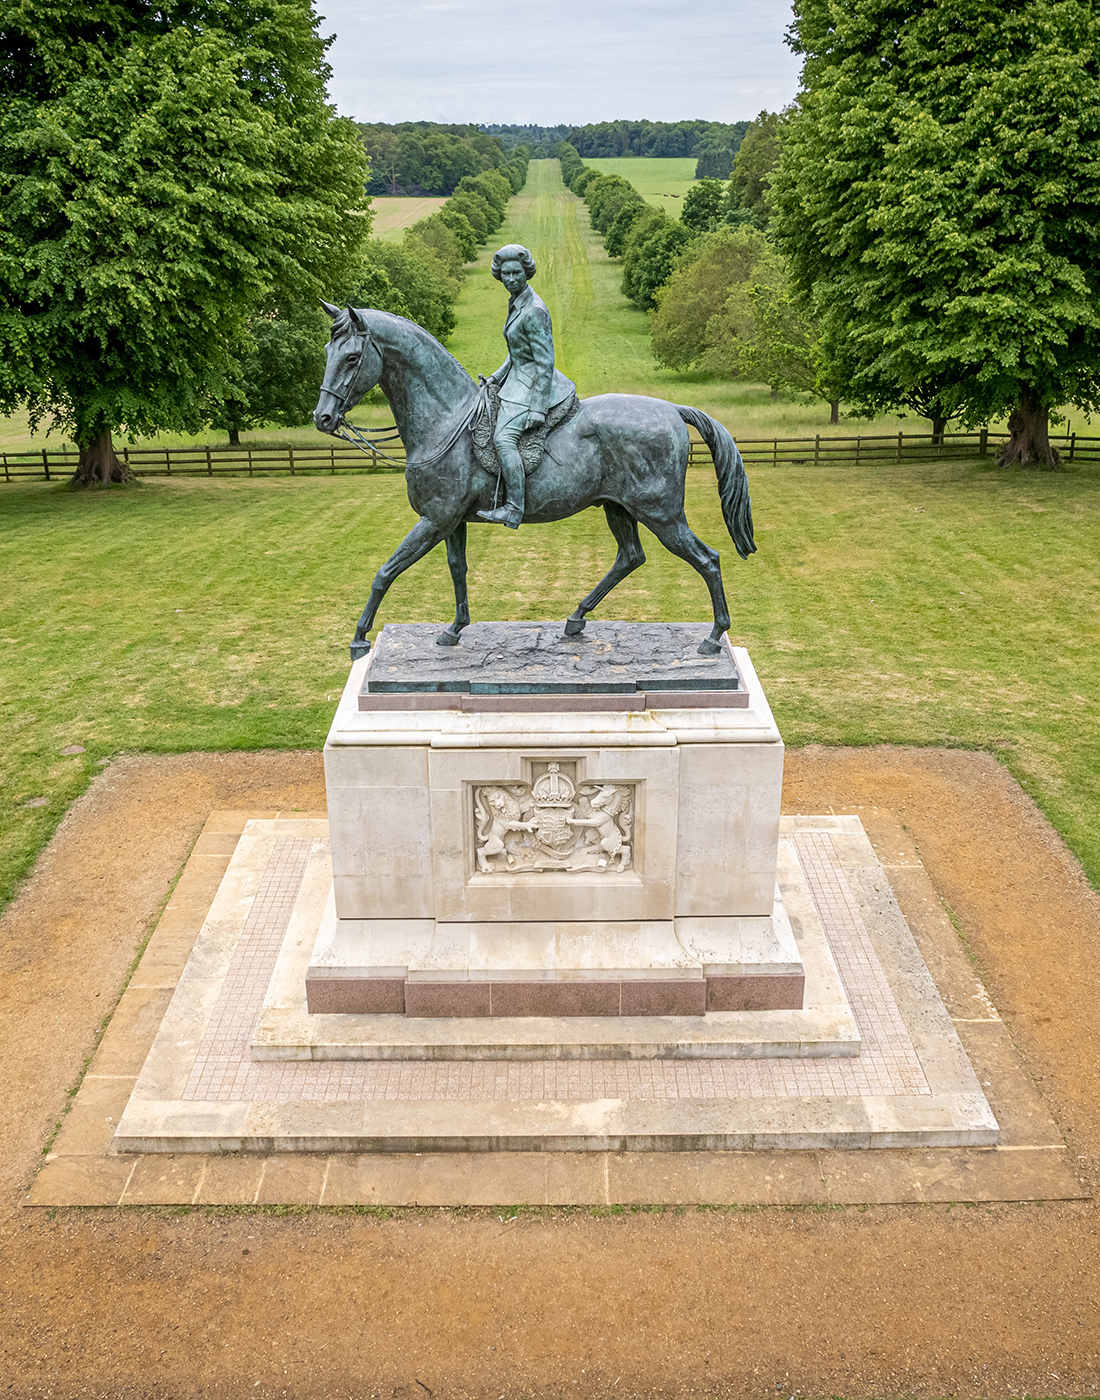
xmin=477 ymin=245 xmax=575 ymax=528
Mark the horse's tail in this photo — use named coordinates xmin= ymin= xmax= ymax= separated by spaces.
xmin=676 ymin=406 xmax=756 ymax=560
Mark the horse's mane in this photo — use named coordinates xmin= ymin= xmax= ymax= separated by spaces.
xmin=329 ymin=306 xmax=407 ymax=342
xmin=330 ymin=307 xmax=475 ymax=382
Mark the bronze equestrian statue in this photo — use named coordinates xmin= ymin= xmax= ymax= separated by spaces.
xmin=313 ymin=244 xmax=756 ymax=660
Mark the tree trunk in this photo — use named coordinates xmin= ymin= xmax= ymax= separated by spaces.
xmin=930 ymin=415 xmax=947 ymax=445
xmin=228 ymin=428 xmax=241 ymax=446
xmin=829 ymin=400 xmax=839 ymax=425
xmin=998 ymin=390 xmax=1062 ymax=469
xmin=70 ymin=428 xmax=136 ymax=487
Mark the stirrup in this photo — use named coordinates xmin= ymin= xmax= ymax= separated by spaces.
xmin=476 ymin=504 xmax=522 ymax=529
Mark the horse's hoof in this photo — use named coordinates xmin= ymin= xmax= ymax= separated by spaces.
xmin=436 ymin=629 xmax=461 ymax=647
xmin=697 ymin=639 xmax=722 ymax=657
xmin=350 ymin=639 xmax=371 ymax=661
xmin=563 ymin=616 xmax=586 ymax=637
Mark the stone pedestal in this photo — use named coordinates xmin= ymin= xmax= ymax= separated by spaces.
xmin=311 ymin=622 xmax=798 ymax=1018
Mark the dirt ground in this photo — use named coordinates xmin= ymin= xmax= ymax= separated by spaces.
xmin=1 ymin=746 xmax=1098 ymax=1399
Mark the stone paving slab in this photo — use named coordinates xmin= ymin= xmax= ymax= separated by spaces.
xmin=26 ymin=1144 xmax=1082 ymax=1208
xmin=109 ymin=814 xmax=993 ymax=1151
xmin=254 ymin=842 xmax=856 ymax=1061
xmin=26 ymin=810 xmax=1087 ymax=1205
xmin=114 ymin=815 xmax=994 ymax=1151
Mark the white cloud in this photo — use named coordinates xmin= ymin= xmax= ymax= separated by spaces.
xmin=316 ymin=0 xmax=801 ymax=124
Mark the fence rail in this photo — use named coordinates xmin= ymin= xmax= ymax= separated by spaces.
xmin=3 ymin=428 xmax=1095 ymax=482
xmin=0 ymin=439 xmax=404 ymax=481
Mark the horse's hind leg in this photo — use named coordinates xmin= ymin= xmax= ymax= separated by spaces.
xmin=564 ymin=502 xmax=646 ymax=636
xmin=351 ymin=516 xmax=446 ymax=659
xmin=437 ymin=521 xmax=470 ymax=647
xmin=642 ymin=515 xmax=731 ymax=655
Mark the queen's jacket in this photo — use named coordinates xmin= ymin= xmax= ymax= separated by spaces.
xmin=488 ymin=285 xmax=575 ymax=415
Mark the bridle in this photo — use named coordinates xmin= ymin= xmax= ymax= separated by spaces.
xmin=323 ymin=308 xmax=486 ymax=471
xmin=320 ymin=315 xmax=408 ymax=463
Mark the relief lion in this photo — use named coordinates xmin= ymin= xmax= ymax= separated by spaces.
xmin=474 ymin=786 xmax=535 ymax=872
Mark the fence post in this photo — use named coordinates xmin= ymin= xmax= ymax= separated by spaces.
xmin=896 ymin=432 xmax=902 ymax=463
xmin=814 ymin=434 xmax=820 ymax=467
xmin=288 ymin=444 xmax=295 ymax=477
xmin=205 ymin=445 xmax=213 ymax=477
xmin=1070 ymin=433 xmax=1077 ymax=462
xmin=979 ymin=427 xmax=988 ymax=457
xmin=855 ymin=435 xmax=861 ymax=466
xmin=248 ymin=448 xmax=254 ymax=477
xmin=773 ymin=438 xmax=778 ymax=467
xmin=42 ymin=449 xmax=50 ymax=482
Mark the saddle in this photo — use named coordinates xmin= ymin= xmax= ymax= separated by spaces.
xmin=470 ymin=381 xmax=580 ymax=479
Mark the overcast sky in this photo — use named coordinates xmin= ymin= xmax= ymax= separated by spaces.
xmin=316 ymin=0 xmax=802 ymax=126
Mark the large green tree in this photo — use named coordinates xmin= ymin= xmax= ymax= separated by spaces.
xmin=680 ymin=178 xmax=728 ymax=234
xmin=771 ymin=0 xmax=1100 ymax=468
xmin=206 ymin=300 xmax=330 ymax=445
xmin=0 ymin=0 xmax=369 ymax=484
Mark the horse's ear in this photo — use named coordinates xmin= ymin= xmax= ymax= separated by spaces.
xmin=347 ymin=306 xmax=369 ymax=334
xmin=320 ymin=299 xmax=341 ymax=320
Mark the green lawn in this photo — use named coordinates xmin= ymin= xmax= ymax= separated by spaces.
xmin=3 ymin=455 xmax=1099 ymax=908
xmin=584 ymin=156 xmax=700 ymax=213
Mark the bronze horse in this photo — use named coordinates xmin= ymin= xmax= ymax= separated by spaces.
xmin=313 ymin=305 xmax=756 ymax=658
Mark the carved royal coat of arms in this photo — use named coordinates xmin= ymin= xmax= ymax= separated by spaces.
xmin=473 ymin=763 xmax=633 ymax=874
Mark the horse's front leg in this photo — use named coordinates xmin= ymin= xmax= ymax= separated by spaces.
xmin=350 ymin=517 xmax=447 ymax=660
xmin=437 ymin=521 xmax=470 ymax=647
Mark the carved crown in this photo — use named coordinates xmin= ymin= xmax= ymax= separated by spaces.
xmin=530 ymin=762 xmax=575 ymax=808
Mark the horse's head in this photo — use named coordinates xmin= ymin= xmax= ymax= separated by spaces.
xmin=313 ymin=302 xmax=384 ymax=434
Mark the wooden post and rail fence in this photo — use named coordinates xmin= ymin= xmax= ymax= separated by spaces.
xmin=1 ymin=428 xmax=1093 ymax=482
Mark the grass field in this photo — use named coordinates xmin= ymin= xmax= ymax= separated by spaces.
xmin=3 ymin=454 xmax=1100 ymax=909
xmin=585 ymin=157 xmax=699 ymax=212
xmin=370 ymin=196 xmax=448 ymax=242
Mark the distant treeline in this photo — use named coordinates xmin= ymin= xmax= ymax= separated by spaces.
xmin=358 ymin=123 xmax=528 ymax=197
xmin=563 ymin=120 xmax=750 ymax=166
xmin=481 ymin=121 xmax=753 ymax=177
xmin=481 ymin=124 xmax=575 ymax=157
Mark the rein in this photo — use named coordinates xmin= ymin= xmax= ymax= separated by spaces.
xmin=333 ymin=384 xmax=488 ymax=472
xmin=331 ymin=420 xmax=404 ymax=463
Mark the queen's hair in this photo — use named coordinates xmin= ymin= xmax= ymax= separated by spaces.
xmin=491 ymin=244 xmax=537 ymax=281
